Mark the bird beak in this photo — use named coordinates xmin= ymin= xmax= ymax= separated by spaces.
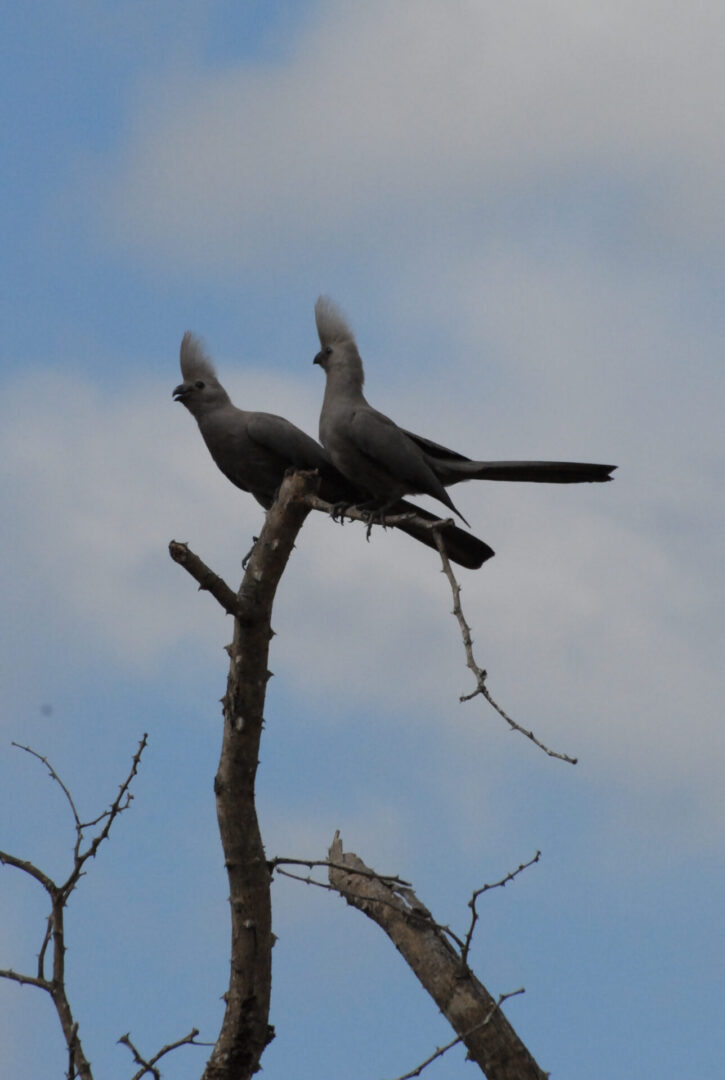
xmin=172 ymin=383 xmax=188 ymax=400
xmin=313 ymin=351 xmax=324 ymax=367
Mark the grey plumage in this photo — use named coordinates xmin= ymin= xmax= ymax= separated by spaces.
xmin=175 ymin=332 xmax=331 ymax=508
xmin=173 ymin=332 xmax=494 ymax=569
xmin=313 ymin=297 xmax=616 ymax=525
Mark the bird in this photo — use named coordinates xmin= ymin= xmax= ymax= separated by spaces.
xmin=313 ymin=296 xmax=615 ymax=526
xmin=173 ymin=331 xmax=494 ymax=569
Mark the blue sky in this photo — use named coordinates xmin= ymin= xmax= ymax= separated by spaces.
xmin=1 ymin=2 xmax=723 ymax=1077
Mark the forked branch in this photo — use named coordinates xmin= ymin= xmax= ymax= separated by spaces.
xmin=0 ymin=735 xmax=149 ymax=1080
xmin=328 ymin=832 xmax=548 ymax=1080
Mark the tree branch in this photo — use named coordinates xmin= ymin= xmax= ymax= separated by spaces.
xmin=432 ymin=529 xmax=577 ymax=764
xmin=1 ymin=735 xmax=149 ymax=1080
xmin=172 ymin=470 xmax=319 ymax=1080
xmin=328 ymin=832 xmax=548 ymax=1080
xmin=168 ymin=542 xmax=241 ymax=616
xmin=304 ymin=493 xmax=424 ymax=531
xmin=118 ymin=1027 xmax=206 ymax=1080
xmin=392 ymin=990 xmax=526 ymax=1080
xmin=461 ymin=853 xmax=541 ymax=968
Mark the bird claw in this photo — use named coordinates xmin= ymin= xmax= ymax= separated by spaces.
xmin=329 ymin=502 xmax=350 ymax=524
xmin=361 ymin=505 xmax=395 ymax=541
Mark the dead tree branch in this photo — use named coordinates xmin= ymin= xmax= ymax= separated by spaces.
xmin=432 ymin=529 xmax=577 ymax=764
xmin=304 ymin=493 xmax=493 ymax=569
xmin=168 ymin=542 xmax=241 ymax=616
xmin=328 ymin=832 xmax=548 ymax=1080
xmin=269 ymin=855 xmax=412 ymax=887
xmin=461 ymin=853 xmax=542 ymax=968
xmin=391 ymin=990 xmax=526 ymax=1080
xmin=118 ymin=1027 xmax=206 ymax=1080
xmin=170 ymin=468 xmax=319 ymax=1080
xmin=305 ymin=493 xmax=425 ymax=531
xmin=0 ymin=734 xmax=149 ymax=1080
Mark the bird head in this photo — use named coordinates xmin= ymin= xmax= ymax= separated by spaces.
xmin=173 ymin=332 xmax=231 ymax=416
xmin=313 ymin=296 xmax=364 ymax=385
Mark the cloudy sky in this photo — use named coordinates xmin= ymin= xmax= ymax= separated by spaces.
xmin=2 ymin=2 xmax=723 ymax=1077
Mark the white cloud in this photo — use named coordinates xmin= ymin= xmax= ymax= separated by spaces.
xmin=4 ymin=0 xmax=724 ymax=860
xmin=1 ymin=352 xmax=722 ymax=847
xmin=92 ymin=0 xmax=725 ymax=269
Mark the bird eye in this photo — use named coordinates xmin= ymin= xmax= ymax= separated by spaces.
xmin=324 ymin=346 xmax=333 ymax=356
xmin=195 ymin=380 xmax=205 ymax=389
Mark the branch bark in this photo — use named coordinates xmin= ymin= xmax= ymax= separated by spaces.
xmin=328 ymin=833 xmax=548 ymax=1080
xmin=172 ymin=469 xmax=317 ymax=1080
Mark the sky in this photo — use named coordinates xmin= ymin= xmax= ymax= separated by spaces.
xmin=1 ymin=2 xmax=723 ymax=1077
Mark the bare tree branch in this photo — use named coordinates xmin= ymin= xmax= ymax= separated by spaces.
xmin=172 ymin=469 xmax=321 ymax=1080
xmin=273 ymin=863 xmax=468 ymax=951
xmin=305 ymin=493 xmax=426 ymax=532
xmin=118 ymin=1027 xmax=206 ymax=1080
xmin=168 ymin=541 xmax=241 ymax=617
xmin=11 ymin=742 xmax=82 ymax=832
xmin=59 ymin=735 xmax=146 ymax=899
xmin=461 ymin=853 xmax=541 ymax=968
xmin=1 ymin=735 xmax=150 ymax=1080
xmin=328 ymin=832 xmax=548 ymax=1080
xmin=269 ymin=855 xmax=412 ymax=887
xmin=0 ymin=848 xmax=57 ymax=892
xmin=0 ymin=967 xmax=49 ymax=990
xmin=432 ymin=528 xmax=577 ymax=764
xmin=391 ymin=990 xmax=526 ymax=1080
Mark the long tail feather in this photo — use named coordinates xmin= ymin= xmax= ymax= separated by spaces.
xmin=443 ymin=460 xmax=616 ymax=484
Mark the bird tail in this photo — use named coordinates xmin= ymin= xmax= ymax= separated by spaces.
xmin=389 ymin=501 xmax=494 ymax=569
xmin=441 ymin=460 xmax=617 ymax=484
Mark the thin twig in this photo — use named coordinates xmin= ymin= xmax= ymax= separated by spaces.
xmin=119 ymin=1028 xmax=207 ymax=1080
xmin=391 ymin=989 xmax=526 ymax=1080
xmin=269 ymin=855 xmax=411 ymax=887
xmin=38 ymin=915 xmax=53 ymax=980
xmin=461 ymin=853 xmax=541 ymax=967
xmin=11 ymin=743 xmax=82 ymax=832
xmin=59 ymin=734 xmax=147 ymax=898
xmin=274 ymin=867 xmax=466 ymax=951
xmin=432 ymin=529 xmax=578 ymax=764
xmin=1 ymin=735 xmax=150 ymax=1080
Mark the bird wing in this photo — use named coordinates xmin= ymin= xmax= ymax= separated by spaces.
xmin=246 ymin=412 xmax=329 ymax=471
xmin=351 ymin=408 xmax=440 ymax=486
xmin=400 ymin=428 xmax=473 ymax=464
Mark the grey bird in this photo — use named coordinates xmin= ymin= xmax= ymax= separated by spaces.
xmin=173 ymin=332 xmax=494 ymax=568
xmin=313 ymin=297 xmax=615 ymax=526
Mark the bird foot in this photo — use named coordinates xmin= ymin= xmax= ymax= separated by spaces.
xmin=328 ymin=502 xmax=351 ymax=524
xmin=359 ymin=505 xmax=395 ymax=541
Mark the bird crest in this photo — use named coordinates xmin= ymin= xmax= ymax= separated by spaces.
xmin=315 ymin=296 xmax=355 ymax=347
xmin=180 ymin=331 xmax=218 ymax=382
